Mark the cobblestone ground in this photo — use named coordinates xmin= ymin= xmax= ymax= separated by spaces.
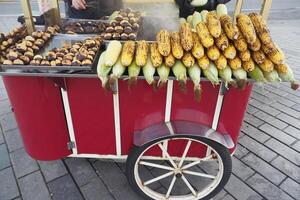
xmin=0 ymin=18 xmax=300 ymax=200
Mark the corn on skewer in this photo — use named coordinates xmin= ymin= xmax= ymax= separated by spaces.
xmin=173 ymin=60 xmax=188 ymax=91
xmin=97 ymin=51 xmax=111 ymax=88
xmin=142 ymin=57 xmax=156 ymax=86
xmin=203 ymin=62 xmax=219 ymax=86
xmin=219 ymin=66 xmax=236 ymax=88
xmin=188 ymin=63 xmax=202 ymax=101
xmin=109 ymin=57 xmax=126 ymax=93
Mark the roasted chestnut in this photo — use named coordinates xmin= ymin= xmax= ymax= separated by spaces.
xmin=25 ymin=36 xmax=35 ymax=42
xmin=62 ymin=59 xmax=72 ymax=66
xmin=71 ymin=59 xmax=81 ymax=66
xmin=3 ymin=60 xmax=13 ymax=65
xmin=82 ymin=59 xmax=92 ymax=66
xmin=7 ymin=51 xmax=18 ymax=61
xmin=33 ymin=54 xmax=43 ymax=61
xmin=41 ymin=60 xmax=50 ymax=66
xmin=13 ymin=59 xmax=24 ymax=65
xmin=19 ymin=55 xmax=30 ymax=64
xmin=24 ymin=51 xmax=34 ymax=59
xmin=115 ymin=26 xmax=123 ymax=33
xmin=121 ymin=33 xmax=129 ymax=40
xmin=124 ymin=26 xmax=133 ymax=34
xmin=112 ymin=33 xmax=121 ymax=40
xmin=128 ymin=33 xmax=137 ymax=40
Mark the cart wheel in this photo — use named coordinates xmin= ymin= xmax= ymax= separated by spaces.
xmin=126 ymin=135 xmax=232 ymax=200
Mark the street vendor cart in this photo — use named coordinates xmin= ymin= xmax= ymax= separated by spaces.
xmin=0 ymin=0 xmax=280 ymax=199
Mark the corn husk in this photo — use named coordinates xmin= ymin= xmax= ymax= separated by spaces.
xmin=248 ymin=65 xmax=266 ymax=83
xmin=173 ymin=60 xmax=187 ymax=91
xmin=128 ymin=61 xmax=141 ymax=87
xmin=179 ymin=18 xmax=187 ymax=25
xmin=278 ymin=64 xmax=299 ymax=90
xmin=201 ymin=10 xmax=209 ymax=23
xmin=219 ymin=66 xmax=237 ymax=88
xmin=142 ymin=57 xmax=156 ymax=86
xmin=264 ymin=70 xmax=281 ymax=83
xmin=203 ymin=62 xmax=219 ymax=86
xmin=109 ymin=57 xmax=126 ymax=93
xmin=157 ymin=64 xmax=170 ymax=88
xmin=188 ymin=63 xmax=202 ymax=101
xmin=232 ymin=68 xmax=247 ymax=89
xmin=97 ymin=51 xmax=111 ymax=89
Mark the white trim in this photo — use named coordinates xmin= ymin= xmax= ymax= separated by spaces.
xmin=68 ymin=154 xmax=127 ymax=160
xmin=61 ymin=88 xmax=78 ymax=155
xmin=166 ymin=122 xmax=175 ymax=135
xmin=113 ymin=81 xmax=122 ymax=156
xmin=164 ymin=80 xmax=173 ymax=123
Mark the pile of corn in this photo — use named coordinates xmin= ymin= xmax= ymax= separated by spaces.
xmin=97 ymin=4 xmax=298 ymax=100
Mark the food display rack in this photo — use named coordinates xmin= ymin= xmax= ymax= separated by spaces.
xmin=0 ymin=0 xmax=272 ymax=199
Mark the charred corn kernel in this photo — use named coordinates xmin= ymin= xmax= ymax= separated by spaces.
xmin=215 ymin=31 xmax=229 ymax=51
xmin=261 ymin=42 xmax=276 ymax=55
xmin=165 ymin=53 xmax=176 ymax=67
xmin=191 ymin=32 xmax=204 ymax=59
xmin=197 ymin=55 xmax=210 ymax=70
xmin=259 ymin=58 xmax=274 ymax=72
xmin=207 ymin=45 xmax=220 ymax=61
xmin=228 ymin=56 xmax=242 ymax=70
xmin=121 ymin=41 xmax=135 ymax=66
xmin=223 ymin=43 xmax=236 ymax=59
xmin=252 ymin=50 xmax=265 ymax=64
xmin=248 ymin=13 xmax=272 ymax=45
xmin=233 ymin=28 xmax=248 ymax=51
xmin=150 ymin=42 xmax=163 ymax=67
xmin=180 ymin=23 xmax=194 ymax=51
xmin=275 ymin=63 xmax=288 ymax=74
xmin=267 ymin=47 xmax=284 ymax=65
xmin=156 ymin=29 xmax=171 ymax=56
xmin=171 ymin=32 xmax=184 ymax=59
xmin=135 ymin=40 xmax=149 ymax=67
xmin=206 ymin=12 xmax=222 ymax=38
xmin=196 ymin=22 xmax=214 ymax=48
xmin=242 ymin=58 xmax=255 ymax=72
xmin=236 ymin=13 xmax=257 ymax=44
xmin=239 ymin=50 xmax=251 ymax=62
xmin=214 ymin=54 xmax=227 ymax=70
xmin=182 ymin=52 xmax=195 ymax=68
xmin=249 ymin=38 xmax=261 ymax=51
xmin=220 ymin=15 xmax=239 ymax=40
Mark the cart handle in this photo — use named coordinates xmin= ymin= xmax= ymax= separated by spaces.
xmin=234 ymin=0 xmax=273 ymax=22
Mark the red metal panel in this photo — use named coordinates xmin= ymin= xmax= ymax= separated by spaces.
xmin=119 ymin=80 xmax=167 ymax=155
xmin=66 ymin=78 xmax=116 ymax=155
xmin=3 ymin=77 xmax=71 ymax=160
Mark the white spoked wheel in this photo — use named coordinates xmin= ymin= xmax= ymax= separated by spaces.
xmin=126 ymin=135 xmax=232 ymax=200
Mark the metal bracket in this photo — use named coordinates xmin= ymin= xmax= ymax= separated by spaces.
xmin=67 ymin=141 xmax=76 ymax=150
xmin=48 ymin=77 xmax=67 ymax=90
xmin=220 ymin=81 xmax=229 ymax=96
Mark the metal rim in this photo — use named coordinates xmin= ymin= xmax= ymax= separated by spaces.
xmin=133 ymin=137 xmax=224 ymax=200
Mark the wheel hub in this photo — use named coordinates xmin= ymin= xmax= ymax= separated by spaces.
xmin=174 ymin=168 xmax=182 ymax=178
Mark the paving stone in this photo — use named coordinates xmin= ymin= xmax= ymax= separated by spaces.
xmin=243 ymin=113 xmax=264 ymax=127
xmin=0 ymin=99 xmax=11 ymax=116
xmin=18 ymin=171 xmax=51 ymax=200
xmin=292 ymin=104 xmax=300 ymax=112
xmin=241 ymin=122 xmax=270 ymax=143
xmin=242 ymin=153 xmax=286 ymax=185
xmin=93 ymin=161 xmax=127 ymax=191
xmin=265 ymin=138 xmax=300 ymax=165
xmin=249 ymin=99 xmax=281 ymax=116
xmin=213 ymin=189 xmax=228 ymax=200
xmin=259 ymin=123 xmax=296 ymax=145
xmin=280 ymin=178 xmax=300 ymax=199
xmin=247 ymin=174 xmax=293 ymax=200
xmin=271 ymin=156 xmax=300 ymax=183
xmin=253 ymin=85 xmax=269 ymax=96
xmin=3 ymin=129 xmax=23 ymax=152
xmin=222 ymin=194 xmax=236 ymax=200
xmin=283 ymin=125 xmax=300 ymax=140
xmin=292 ymin=141 xmax=300 ymax=152
xmin=246 ymin=104 xmax=259 ymax=114
xmin=0 ymin=88 xmax=8 ymax=101
xmin=0 ymin=128 xmax=4 ymax=144
xmin=253 ymin=111 xmax=288 ymax=130
xmin=266 ymin=92 xmax=296 ymax=107
xmin=232 ymin=156 xmax=255 ymax=181
xmin=238 ymin=135 xmax=277 ymax=162
xmin=286 ymin=93 xmax=300 ymax=104
xmin=10 ymin=148 xmax=39 ymax=178
xmin=264 ymin=85 xmax=290 ymax=97
xmin=48 ymin=174 xmax=83 ymax=200
xmin=277 ymin=113 xmax=300 ymax=129
xmin=0 ymin=167 xmax=19 ymax=200
xmin=0 ymin=112 xmax=18 ymax=132
xmin=65 ymin=158 xmax=97 ymax=187
xmin=233 ymin=144 xmax=249 ymax=159
xmin=80 ymin=178 xmax=113 ymax=200
xmin=271 ymin=102 xmax=300 ymax=118
xmin=224 ymin=174 xmax=262 ymax=200
xmin=38 ymin=160 xmax=68 ymax=182
xmin=251 ymin=91 xmax=275 ymax=105
xmin=0 ymin=144 xmax=10 ymax=170
xmin=111 ymin=183 xmax=143 ymax=200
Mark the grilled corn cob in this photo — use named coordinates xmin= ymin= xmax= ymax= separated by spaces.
xmin=275 ymin=63 xmax=288 ymax=74
xmin=233 ymin=28 xmax=248 ymax=52
xmin=278 ymin=63 xmax=299 ymax=90
xmin=252 ymin=50 xmax=265 ymax=64
xmin=206 ymin=12 xmax=222 ymax=38
xmin=192 ymin=11 xmax=203 ymax=29
xmin=215 ymin=30 xmax=229 ymax=51
xmin=267 ymin=47 xmax=284 ymax=65
xmin=264 ymin=70 xmax=281 ymax=83
xmin=220 ymin=15 xmax=239 ymax=40
xmin=239 ymin=50 xmax=251 ymax=62
xmin=228 ymin=56 xmax=242 ymax=70
xmin=248 ymin=13 xmax=272 ymax=45
xmin=242 ymin=58 xmax=255 ymax=72
xmin=121 ymin=41 xmax=135 ymax=66
xmin=105 ymin=40 xmax=122 ymax=67
xmin=249 ymin=38 xmax=261 ymax=51
xmin=248 ymin=65 xmax=266 ymax=83
xmin=201 ymin=10 xmax=208 ymax=23
xmin=182 ymin=52 xmax=195 ymax=68
xmin=197 ymin=55 xmax=210 ymax=70
xmin=236 ymin=14 xmax=257 ymax=44
xmin=180 ymin=23 xmax=194 ymax=51
xmin=171 ymin=32 xmax=184 ymax=59
xmin=223 ymin=43 xmax=237 ymax=59
xmin=156 ymin=29 xmax=171 ymax=56
xmin=232 ymin=68 xmax=247 ymax=88
xmin=165 ymin=53 xmax=176 ymax=67
xmin=207 ymin=45 xmax=220 ymax=61
xmin=150 ymin=42 xmax=163 ymax=67
xmin=97 ymin=51 xmax=111 ymax=88
xmin=135 ymin=40 xmax=149 ymax=67
xmin=196 ymin=22 xmax=214 ymax=48
xmin=191 ymin=32 xmax=205 ymax=59
xmin=261 ymin=42 xmax=276 ymax=55
xmin=216 ymin=4 xmax=228 ymax=17
xmin=214 ymin=54 xmax=227 ymax=70
xmin=259 ymin=58 xmax=274 ymax=72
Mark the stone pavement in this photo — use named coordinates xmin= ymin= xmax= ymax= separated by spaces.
xmin=1 ymin=18 xmax=300 ymax=200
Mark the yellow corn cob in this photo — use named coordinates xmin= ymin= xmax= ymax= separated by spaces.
xmin=259 ymin=58 xmax=274 ymax=72
xmin=135 ymin=40 xmax=149 ymax=67
xmin=252 ymin=50 xmax=265 ymax=64
xmin=249 ymin=38 xmax=261 ymax=51
xmin=239 ymin=50 xmax=251 ymax=62
xmin=196 ymin=22 xmax=214 ymax=48
xmin=275 ymin=63 xmax=288 ymax=74
xmin=267 ymin=47 xmax=284 ymax=65
xmin=233 ymin=28 xmax=248 ymax=52
xmin=197 ymin=55 xmax=210 ymax=70
xmin=248 ymin=13 xmax=272 ymax=45
xmin=150 ymin=42 xmax=163 ymax=67
xmin=220 ymin=15 xmax=239 ymax=40
xmin=242 ymin=58 xmax=255 ymax=72
xmin=228 ymin=57 xmax=242 ymax=70
xmin=171 ymin=32 xmax=184 ymax=59
xmin=206 ymin=12 xmax=222 ymax=38
xmin=182 ymin=52 xmax=195 ymax=68
xmin=121 ymin=41 xmax=136 ymax=67
xmin=207 ymin=45 xmax=220 ymax=61
xmin=236 ymin=13 xmax=257 ymax=44
xmin=215 ymin=30 xmax=229 ymax=51
xmin=223 ymin=43 xmax=237 ymax=59
xmin=191 ymin=32 xmax=205 ymax=59
xmin=165 ymin=53 xmax=176 ymax=67
xmin=261 ymin=42 xmax=276 ymax=55
xmin=156 ymin=29 xmax=171 ymax=56
xmin=180 ymin=23 xmax=194 ymax=51
xmin=214 ymin=54 xmax=227 ymax=70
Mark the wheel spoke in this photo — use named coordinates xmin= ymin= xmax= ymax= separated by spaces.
xmin=158 ymin=143 xmax=177 ymax=168
xmin=181 ymin=174 xmax=197 ymax=196
xmin=143 ymin=171 xmax=174 ymax=186
xmin=139 ymin=161 xmax=174 ymax=171
xmin=165 ymin=175 xmax=176 ymax=198
xmin=178 ymin=140 xmax=192 ymax=168
xmin=183 ymin=170 xmax=216 ymax=179
xmin=182 ymin=155 xmax=213 ymax=170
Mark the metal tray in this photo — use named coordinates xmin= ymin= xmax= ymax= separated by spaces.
xmin=61 ymin=18 xmax=109 ymax=34
xmin=0 ymin=34 xmax=102 ymax=72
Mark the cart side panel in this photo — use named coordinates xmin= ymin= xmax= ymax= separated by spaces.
xmin=66 ymin=78 xmax=116 ymax=155
xmin=217 ymin=83 xmax=253 ymax=152
xmin=3 ymin=76 xmax=71 ymax=160
xmin=119 ymin=80 xmax=167 ymax=155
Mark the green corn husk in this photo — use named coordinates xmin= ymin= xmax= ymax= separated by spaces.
xmin=109 ymin=11 xmax=119 ymax=22
xmin=278 ymin=64 xmax=299 ymax=90
xmin=187 ymin=15 xmax=193 ymax=26
xmin=173 ymin=60 xmax=188 ymax=91
xmin=109 ymin=57 xmax=126 ymax=93
xmin=219 ymin=66 xmax=237 ymax=88
xmin=200 ymin=10 xmax=209 ymax=23
xmin=264 ymin=69 xmax=281 ymax=83
xmin=248 ymin=65 xmax=267 ymax=83
xmin=188 ymin=63 xmax=202 ymax=101
xmin=97 ymin=51 xmax=112 ymax=89
xmin=192 ymin=11 xmax=202 ymax=29
xmin=142 ymin=57 xmax=156 ymax=86
xmin=128 ymin=61 xmax=141 ymax=87
xmin=232 ymin=68 xmax=248 ymax=89
xmin=203 ymin=62 xmax=219 ymax=86
xmin=157 ymin=64 xmax=170 ymax=88
xmin=179 ymin=18 xmax=187 ymax=25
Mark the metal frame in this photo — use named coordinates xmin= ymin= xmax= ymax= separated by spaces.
xmin=234 ymin=0 xmax=273 ymax=21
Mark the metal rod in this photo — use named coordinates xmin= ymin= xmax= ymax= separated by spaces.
xmin=20 ymin=0 xmax=35 ymax=34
